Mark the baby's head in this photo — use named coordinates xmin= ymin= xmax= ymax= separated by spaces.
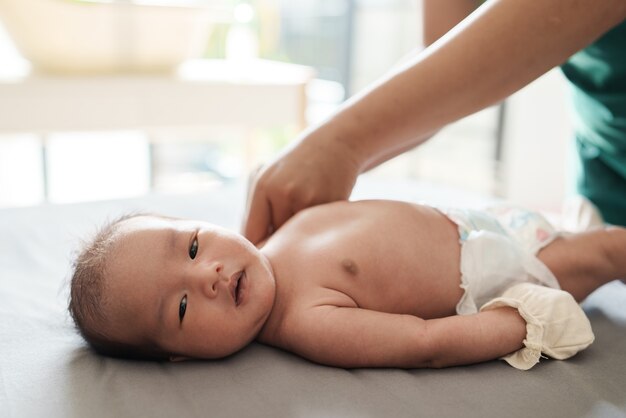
xmin=69 ymin=214 xmax=276 ymax=361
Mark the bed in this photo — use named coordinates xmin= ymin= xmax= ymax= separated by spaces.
xmin=1 ymin=179 xmax=625 ymax=418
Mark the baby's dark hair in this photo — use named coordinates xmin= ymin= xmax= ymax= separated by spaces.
xmin=68 ymin=213 xmax=170 ymax=361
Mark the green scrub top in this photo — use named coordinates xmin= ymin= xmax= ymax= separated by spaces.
xmin=560 ymin=19 xmax=626 ymax=226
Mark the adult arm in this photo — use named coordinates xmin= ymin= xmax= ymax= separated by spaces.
xmin=243 ymin=0 xmax=626 ymax=244
xmin=363 ymin=0 xmax=481 ymax=169
xmin=327 ymin=0 xmax=626 ymax=170
xmin=423 ymin=0 xmax=479 ymax=46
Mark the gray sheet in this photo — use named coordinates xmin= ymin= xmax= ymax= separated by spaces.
xmin=1 ymin=180 xmax=625 ymax=418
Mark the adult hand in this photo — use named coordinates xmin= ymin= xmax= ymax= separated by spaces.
xmin=243 ymin=135 xmax=361 ymax=245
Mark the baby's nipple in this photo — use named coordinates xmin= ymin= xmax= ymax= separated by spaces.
xmin=341 ymin=258 xmax=359 ymax=276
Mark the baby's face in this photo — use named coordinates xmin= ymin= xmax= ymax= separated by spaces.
xmin=103 ymin=216 xmax=276 ymax=360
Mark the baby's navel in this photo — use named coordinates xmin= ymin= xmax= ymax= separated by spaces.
xmin=341 ymin=258 xmax=359 ymax=276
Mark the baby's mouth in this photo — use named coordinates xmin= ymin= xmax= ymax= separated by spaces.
xmin=230 ymin=270 xmax=245 ymax=306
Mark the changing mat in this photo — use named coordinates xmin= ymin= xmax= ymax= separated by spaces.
xmin=1 ymin=180 xmax=625 ymax=418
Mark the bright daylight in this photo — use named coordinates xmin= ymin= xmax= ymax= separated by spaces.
xmin=1 ymin=1 xmax=625 ymax=417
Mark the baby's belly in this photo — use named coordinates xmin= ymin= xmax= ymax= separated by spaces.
xmin=313 ymin=203 xmax=465 ymax=319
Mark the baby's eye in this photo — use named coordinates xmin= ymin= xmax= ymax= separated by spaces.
xmin=189 ymin=237 xmax=198 ymax=259
xmin=179 ymin=295 xmax=187 ymax=323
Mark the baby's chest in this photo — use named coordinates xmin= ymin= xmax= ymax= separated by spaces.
xmin=278 ymin=243 xmax=432 ymax=315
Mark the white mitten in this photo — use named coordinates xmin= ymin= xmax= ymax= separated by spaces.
xmin=480 ymin=283 xmax=595 ymax=370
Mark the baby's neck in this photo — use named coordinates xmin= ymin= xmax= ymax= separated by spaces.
xmin=253 ymin=252 xmax=281 ymax=345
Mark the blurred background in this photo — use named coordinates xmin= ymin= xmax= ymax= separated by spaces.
xmin=0 ymin=0 xmax=573 ymax=211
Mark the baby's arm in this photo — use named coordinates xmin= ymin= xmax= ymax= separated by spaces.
xmin=283 ymin=306 xmax=526 ymax=369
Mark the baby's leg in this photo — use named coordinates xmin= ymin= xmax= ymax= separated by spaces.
xmin=537 ymin=226 xmax=626 ymax=302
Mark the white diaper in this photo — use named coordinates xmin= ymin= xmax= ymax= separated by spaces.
xmin=443 ymin=206 xmax=562 ymax=315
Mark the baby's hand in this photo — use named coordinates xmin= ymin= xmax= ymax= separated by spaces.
xmin=480 ymin=283 xmax=594 ymax=370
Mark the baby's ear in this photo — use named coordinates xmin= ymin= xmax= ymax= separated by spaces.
xmin=169 ymin=355 xmax=190 ymax=362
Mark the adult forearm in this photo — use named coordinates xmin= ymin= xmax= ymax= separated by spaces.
xmin=316 ymin=0 xmax=626 ymax=172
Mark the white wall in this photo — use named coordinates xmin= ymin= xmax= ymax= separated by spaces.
xmin=501 ymin=69 xmax=573 ymax=212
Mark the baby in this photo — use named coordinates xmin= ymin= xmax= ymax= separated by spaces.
xmin=69 ymin=199 xmax=626 ymax=370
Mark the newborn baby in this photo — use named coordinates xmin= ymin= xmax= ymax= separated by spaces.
xmin=69 ymin=200 xmax=625 ymax=370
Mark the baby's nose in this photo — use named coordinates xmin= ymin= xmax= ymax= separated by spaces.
xmin=200 ymin=261 xmax=226 ymax=298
